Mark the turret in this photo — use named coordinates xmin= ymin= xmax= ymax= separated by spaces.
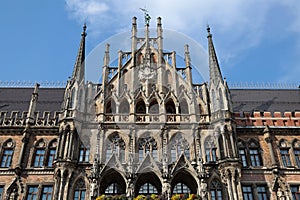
xmin=184 ymin=44 xmax=193 ymax=85
xmin=207 ymin=26 xmax=231 ymax=113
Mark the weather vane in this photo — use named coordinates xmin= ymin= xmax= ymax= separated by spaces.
xmin=140 ymin=7 xmax=151 ymax=26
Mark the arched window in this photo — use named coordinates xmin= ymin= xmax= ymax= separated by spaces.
xmin=170 ymin=134 xmax=190 ymax=162
xmin=119 ymin=99 xmax=130 ymax=114
xmin=139 ymin=183 xmax=158 ymax=194
xmin=73 ymin=179 xmax=86 ymax=200
xmin=218 ymin=135 xmax=225 ymax=159
xmin=279 ymin=140 xmax=291 ymax=167
xmin=33 ymin=140 xmax=46 ymax=167
xmin=219 ymin=88 xmax=224 ymax=109
xmin=173 ymin=183 xmax=191 ymax=194
xmin=205 ymin=136 xmax=217 ymax=162
xmin=106 ymin=134 xmax=125 ymax=162
xmin=105 ymin=182 xmax=122 ymax=195
xmin=166 ymin=99 xmax=176 ymax=114
xmin=293 ymin=140 xmax=300 ymax=168
xmin=138 ymin=136 xmax=158 ymax=161
xmin=179 ymin=99 xmax=189 ymax=114
xmin=211 ymin=89 xmax=217 ymax=111
xmin=105 ymin=99 xmax=116 ymax=114
xmin=0 ymin=139 xmax=14 ymax=168
xmin=248 ymin=140 xmax=262 ymax=167
xmin=47 ymin=139 xmax=57 ymax=167
xmin=149 ymin=99 xmax=159 ymax=114
xmin=238 ymin=140 xmax=248 ymax=167
xmin=77 ymin=89 xmax=83 ymax=111
xmin=210 ymin=179 xmax=223 ymax=200
xmin=70 ymin=88 xmax=76 ymax=109
xmin=79 ymin=144 xmax=90 ymax=163
xmin=136 ymin=99 xmax=146 ymax=114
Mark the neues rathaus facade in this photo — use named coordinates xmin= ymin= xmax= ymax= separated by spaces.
xmin=0 ymin=17 xmax=300 ymax=200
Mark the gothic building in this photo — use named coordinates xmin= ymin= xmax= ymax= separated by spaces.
xmin=0 ymin=16 xmax=300 ymax=200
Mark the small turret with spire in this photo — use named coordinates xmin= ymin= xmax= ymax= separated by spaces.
xmin=207 ymin=25 xmax=232 ymax=113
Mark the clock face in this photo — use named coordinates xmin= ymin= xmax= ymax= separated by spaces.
xmin=138 ymin=63 xmax=156 ymax=82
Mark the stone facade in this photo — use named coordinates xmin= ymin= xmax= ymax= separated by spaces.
xmin=0 ymin=17 xmax=299 ymax=200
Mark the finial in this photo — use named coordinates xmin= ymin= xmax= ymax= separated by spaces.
xmin=207 ymin=24 xmax=212 ymax=38
xmin=82 ymin=22 xmax=87 ymax=37
xmin=140 ymin=7 xmax=151 ymax=26
xmin=207 ymin=24 xmax=211 ymax=33
xmin=132 ymin=16 xmax=137 ymax=25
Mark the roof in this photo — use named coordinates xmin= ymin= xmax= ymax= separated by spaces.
xmin=0 ymin=87 xmax=299 ymax=115
xmin=230 ymin=89 xmax=300 ymax=113
xmin=0 ymin=87 xmax=65 ymax=116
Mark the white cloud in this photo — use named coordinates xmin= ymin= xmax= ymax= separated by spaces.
xmin=65 ymin=0 xmax=300 ymax=83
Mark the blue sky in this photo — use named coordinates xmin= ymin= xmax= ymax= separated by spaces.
xmin=0 ymin=1 xmax=299 ymax=87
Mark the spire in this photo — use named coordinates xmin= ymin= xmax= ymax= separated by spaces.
xmin=184 ymin=44 xmax=192 ymax=85
xmin=207 ymin=25 xmax=223 ymax=85
xmin=26 ymin=83 xmax=40 ymax=125
xmin=72 ymin=23 xmax=87 ymax=82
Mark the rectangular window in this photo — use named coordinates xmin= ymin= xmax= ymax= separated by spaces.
xmin=280 ymin=149 xmax=292 ymax=167
xmin=211 ymin=189 xmax=222 ymax=200
xmin=249 ymin=149 xmax=261 ymax=166
xmin=152 ymin=149 xmax=158 ymax=161
xmin=239 ymin=149 xmax=248 ymax=167
xmin=294 ymin=149 xmax=300 ymax=167
xmin=34 ymin=149 xmax=45 ymax=167
xmin=26 ymin=186 xmax=38 ymax=200
xmin=139 ymin=149 xmax=144 ymax=161
xmin=41 ymin=186 xmax=53 ymax=200
xmin=242 ymin=186 xmax=253 ymax=200
xmin=206 ymin=148 xmax=217 ymax=162
xmin=79 ymin=147 xmax=90 ymax=162
xmin=0 ymin=186 xmax=3 ymax=200
xmin=291 ymin=186 xmax=300 ymax=200
xmin=1 ymin=149 xmax=13 ymax=167
xmin=171 ymin=148 xmax=176 ymax=162
xmin=257 ymin=185 xmax=269 ymax=200
xmin=211 ymin=148 xmax=217 ymax=162
xmin=74 ymin=189 xmax=86 ymax=200
xmin=47 ymin=149 xmax=56 ymax=167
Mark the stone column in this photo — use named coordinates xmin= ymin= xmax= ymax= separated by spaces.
xmin=264 ymin=126 xmax=276 ymax=167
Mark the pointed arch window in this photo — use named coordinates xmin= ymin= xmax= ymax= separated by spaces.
xmin=106 ymin=134 xmax=125 ymax=162
xmin=279 ymin=140 xmax=291 ymax=167
xmin=119 ymin=99 xmax=130 ymax=114
xmin=173 ymin=183 xmax=191 ymax=194
xmin=149 ymin=99 xmax=159 ymax=114
xmin=47 ymin=139 xmax=57 ymax=167
xmin=179 ymin=99 xmax=189 ymax=114
xmin=138 ymin=136 xmax=158 ymax=161
xmin=139 ymin=183 xmax=158 ymax=194
xmin=205 ymin=136 xmax=217 ymax=162
xmin=211 ymin=89 xmax=217 ymax=111
xmin=166 ymin=99 xmax=176 ymax=114
xmin=73 ymin=179 xmax=86 ymax=200
xmin=136 ymin=99 xmax=146 ymax=114
xmin=218 ymin=88 xmax=224 ymax=109
xmin=0 ymin=139 xmax=14 ymax=168
xmin=210 ymin=179 xmax=223 ymax=200
xmin=70 ymin=88 xmax=76 ymax=109
xmin=105 ymin=99 xmax=116 ymax=114
xmin=33 ymin=140 xmax=46 ymax=167
xmin=170 ymin=134 xmax=190 ymax=162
